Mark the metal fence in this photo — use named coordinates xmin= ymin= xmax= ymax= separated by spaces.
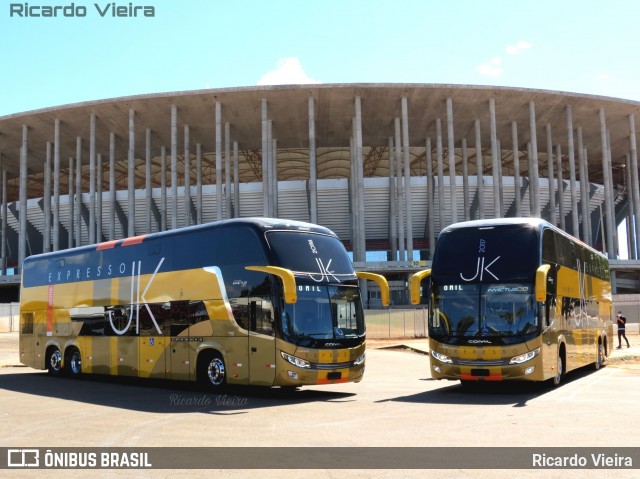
xmin=365 ymin=308 xmax=428 ymax=339
xmin=0 ymin=303 xmax=19 ymax=333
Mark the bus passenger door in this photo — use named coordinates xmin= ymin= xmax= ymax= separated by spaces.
xmin=248 ymin=299 xmax=276 ymax=386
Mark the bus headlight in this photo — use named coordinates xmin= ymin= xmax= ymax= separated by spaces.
xmin=509 ymin=348 xmax=540 ymax=365
xmin=353 ymin=353 xmax=365 ymax=366
xmin=280 ymin=351 xmax=311 ymax=369
xmin=430 ymin=350 xmax=453 ymax=364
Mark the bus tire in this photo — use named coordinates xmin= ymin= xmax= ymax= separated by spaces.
xmin=198 ymin=350 xmax=226 ymax=390
xmin=65 ymin=347 xmax=82 ymax=378
xmin=593 ymin=340 xmax=605 ymax=371
xmin=551 ymin=348 xmax=565 ymax=388
xmin=46 ymin=347 xmax=63 ymax=377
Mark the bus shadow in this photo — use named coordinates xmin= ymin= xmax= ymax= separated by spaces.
xmin=377 ymin=366 xmax=598 ymax=407
xmin=0 ymin=369 xmax=355 ymax=413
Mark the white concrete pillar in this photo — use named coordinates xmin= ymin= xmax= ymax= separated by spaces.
xmin=599 ymin=109 xmax=615 ymax=258
xmin=545 ymin=124 xmax=556 ymax=225
xmin=529 ymin=101 xmax=540 ymax=218
xmin=171 ymin=105 xmax=178 ymax=229
xmin=109 ymin=133 xmax=116 ymax=240
xmin=44 ymin=141 xmax=51 ymax=253
xmin=462 ymin=138 xmax=470 ymax=221
xmin=308 ymin=97 xmax=318 ymax=223
xmin=566 ymin=106 xmax=579 ymax=237
xmin=145 ymin=128 xmax=152 ymax=232
xmin=512 ymin=122 xmax=521 ymax=217
xmin=127 ymin=109 xmax=135 ymax=237
xmin=388 ymin=136 xmax=397 ymax=260
xmin=89 ymin=113 xmax=96 ymax=244
xmin=395 ymin=118 xmax=405 ymax=260
xmin=475 ymin=120 xmax=484 ymax=219
xmin=489 ymin=99 xmax=500 ymax=217
xmin=184 ymin=124 xmax=191 ymax=227
xmin=446 ymin=97 xmax=457 ymax=224
xmin=556 ymin=144 xmax=565 ymax=230
xmin=53 ymin=119 xmax=61 ymax=251
xmin=402 ymin=97 xmax=413 ymax=259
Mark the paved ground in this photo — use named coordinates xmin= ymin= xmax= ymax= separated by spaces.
xmin=1 ymin=332 xmax=640 ymax=478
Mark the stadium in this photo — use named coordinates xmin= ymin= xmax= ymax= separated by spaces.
xmin=0 ymin=83 xmax=639 ymax=305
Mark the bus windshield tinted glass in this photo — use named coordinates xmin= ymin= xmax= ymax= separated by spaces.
xmin=265 ymin=231 xmax=355 ymax=282
xmin=432 ymin=224 xmax=539 ymax=284
xmin=430 ymin=283 xmax=538 ymax=337
xmin=282 ymin=285 xmax=364 ymax=343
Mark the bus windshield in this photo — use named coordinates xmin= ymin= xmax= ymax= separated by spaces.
xmin=430 ymin=282 xmax=539 ymax=339
xmin=266 ymin=231 xmax=356 ymax=282
xmin=282 ymin=285 xmax=364 ymax=346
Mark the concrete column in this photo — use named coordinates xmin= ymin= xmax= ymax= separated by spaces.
xmin=272 ymin=135 xmax=278 ymax=217
xmin=308 ymin=97 xmax=318 ymax=223
xmin=628 ymin=114 xmax=640 ymax=258
xmin=462 ymin=138 xmax=470 ymax=221
xmin=44 ymin=141 xmax=52 ymax=253
xmin=196 ymin=143 xmax=202 ymax=224
xmin=626 ymin=159 xmax=636 ymax=259
xmin=607 ymin=130 xmax=619 ymax=256
xmin=388 ymin=137 xmax=397 ymax=260
xmin=545 ymin=124 xmax=556 ymax=225
xmin=225 ymin=122 xmax=231 ymax=219
xmin=18 ymin=126 xmax=28 ymax=269
xmin=216 ymin=101 xmax=223 ymax=220
xmin=446 ymin=97 xmax=457 ymax=224
xmin=267 ymin=121 xmax=275 ymax=216
xmin=261 ymin=99 xmax=269 ymax=217
xmin=68 ymin=156 xmax=74 ymax=247
xmin=556 ymin=145 xmax=565 ymax=230
xmin=160 ymin=146 xmax=167 ymax=231
xmin=1 ymin=169 xmax=6 ymax=274
xmin=53 ymin=119 xmax=61 ymax=251
xmin=584 ymin=148 xmax=592 ymax=245
xmin=599 ymin=109 xmax=615 ymax=258
xmin=75 ymin=137 xmax=82 ymax=246
xmin=89 ymin=113 xmax=96 ymax=244
xmin=350 ymin=133 xmax=357 ymax=258
xmin=566 ymin=106 xmax=579 ymax=237
xmin=109 ymin=133 xmax=116 ymax=240
xmin=528 ymin=102 xmax=540 ymax=217
xmin=577 ymin=127 xmax=589 ymax=242
xmin=497 ymin=139 xmax=504 ymax=215
xmin=233 ymin=141 xmax=239 ymax=218
xmin=489 ymin=99 xmax=500 ymax=217
xmin=475 ymin=120 xmax=484 ymax=219
xmin=171 ymin=105 xmax=178 ymax=229
xmin=402 ymin=97 xmax=413 ymax=259
xmin=511 ymin=122 xmax=521 ymax=217
xmin=184 ymin=124 xmax=191 ymax=227
xmin=127 ymin=109 xmax=135 ymax=237
xmin=426 ymin=137 xmax=435 ymax=258
xmin=97 ymin=153 xmax=102 ymax=241
xmin=354 ymin=96 xmax=366 ymax=262
xmin=395 ymin=118 xmax=405 ymax=260
xmin=145 ymin=128 xmax=152 ymax=232
xmin=436 ymin=118 xmax=445 ymax=227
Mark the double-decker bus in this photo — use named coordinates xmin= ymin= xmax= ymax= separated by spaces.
xmin=19 ymin=218 xmax=389 ymax=389
xmin=410 ymin=218 xmax=612 ymax=387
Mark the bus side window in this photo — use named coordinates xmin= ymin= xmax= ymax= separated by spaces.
xmin=139 ymin=302 xmax=171 ymax=336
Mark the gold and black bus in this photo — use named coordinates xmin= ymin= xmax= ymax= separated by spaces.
xmin=410 ymin=218 xmax=612 ymax=386
xmin=19 ymin=218 xmax=388 ymax=389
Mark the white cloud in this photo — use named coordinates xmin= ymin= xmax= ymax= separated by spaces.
xmin=477 ymin=57 xmax=503 ymax=77
xmin=505 ymin=41 xmax=532 ymax=55
xmin=257 ymin=57 xmax=321 ymax=85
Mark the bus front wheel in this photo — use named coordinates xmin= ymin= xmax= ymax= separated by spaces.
xmin=46 ymin=347 xmax=63 ymax=377
xmin=552 ymin=352 xmax=564 ymax=387
xmin=593 ymin=341 xmax=605 ymax=371
xmin=198 ymin=351 xmax=226 ymax=390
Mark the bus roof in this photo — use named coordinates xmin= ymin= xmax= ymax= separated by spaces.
xmin=23 ymin=217 xmax=338 ymax=265
xmin=439 ymin=217 xmax=607 ymax=260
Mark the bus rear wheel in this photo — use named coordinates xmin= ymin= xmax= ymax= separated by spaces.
xmin=47 ymin=347 xmax=63 ymax=377
xmin=198 ymin=351 xmax=226 ymax=390
xmin=593 ymin=341 xmax=605 ymax=371
xmin=65 ymin=348 xmax=82 ymax=378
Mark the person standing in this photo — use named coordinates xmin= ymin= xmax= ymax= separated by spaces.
xmin=616 ymin=311 xmax=631 ymax=349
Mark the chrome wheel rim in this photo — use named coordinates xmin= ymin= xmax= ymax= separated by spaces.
xmin=49 ymin=350 xmax=62 ymax=372
xmin=207 ymin=358 xmax=225 ymax=386
xmin=70 ymin=351 xmax=82 ymax=375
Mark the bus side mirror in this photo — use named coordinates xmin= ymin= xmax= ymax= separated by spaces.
xmin=356 ymin=272 xmax=390 ymax=307
xmin=245 ymin=266 xmax=297 ymax=304
xmin=410 ymin=269 xmax=431 ymax=305
xmin=535 ymin=264 xmax=551 ymax=302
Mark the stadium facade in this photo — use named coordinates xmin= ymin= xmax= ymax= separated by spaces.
xmin=1 ymin=83 xmax=639 ymax=304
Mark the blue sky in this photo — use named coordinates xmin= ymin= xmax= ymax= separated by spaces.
xmin=1 ymin=0 xmax=640 ymax=116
